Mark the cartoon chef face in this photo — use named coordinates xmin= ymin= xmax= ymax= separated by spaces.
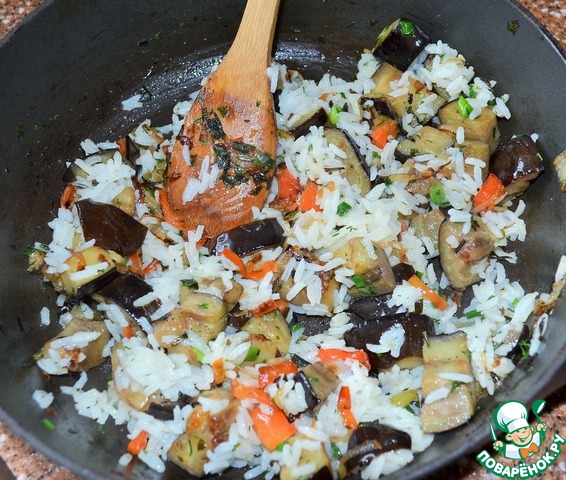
xmin=493 ymin=400 xmax=534 ymax=446
xmin=506 ymin=425 xmax=534 ymax=447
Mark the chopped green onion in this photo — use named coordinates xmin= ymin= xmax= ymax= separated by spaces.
xmin=217 ymin=106 xmax=229 ymax=117
xmin=512 ymin=298 xmax=520 ymax=307
xmin=468 ymin=84 xmax=476 ymax=98
xmin=465 ymin=309 xmax=483 ymax=319
xmin=428 ymin=183 xmax=448 ymax=207
xmin=244 ymin=346 xmax=260 ymax=362
xmin=457 ymin=96 xmax=473 ymax=119
xmin=400 ymin=20 xmax=415 ymax=36
xmin=450 ymin=381 xmax=461 ymax=393
xmin=329 ymin=105 xmax=342 ymax=125
xmin=337 ymin=201 xmax=352 ymax=217
xmin=352 ymin=274 xmax=367 ymax=289
xmin=376 ymin=26 xmax=388 ymax=44
xmin=41 ymin=418 xmax=56 ymax=431
xmin=291 ymin=323 xmax=303 ymax=333
xmin=487 ymin=99 xmax=497 ymax=107
xmin=275 ymin=441 xmax=289 ymax=452
xmin=330 ymin=442 xmax=341 ymax=459
xmin=197 ymin=303 xmax=208 ymax=309
xmin=194 ymin=347 xmax=205 ymax=362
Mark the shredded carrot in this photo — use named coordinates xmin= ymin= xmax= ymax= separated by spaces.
xmin=212 ymin=358 xmax=225 ymax=385
xmin=258 ymin=360 xmax=298 ymax=389
xmin=250 ymin=407 xmax=297 ymax=451
xmin=129 ymin=252 xmax=144 ymax=276
xmin=221 ymin=248 xmax=247 ymax=275
xmin=60 ymin=184 xmax=76 ymax=209
xmin=127 ymin=430 xmax=149 ymax=455
xmin=277 ymin=166 xmax=301 ymax=202
xmin=251 ymin=298 xmax=278 ymax=316
xmin=274 ymin=299 xmax=289 ymax=315
xmin=370 ymin=120 xmax=399 ymax=149
xmin=320 ymin=93 xmax=330 ymax=102
xmin=45 ymin=406 xmax=58 ymax=417
xmin=231 ymin=380 xmax=275 ymax=408
xmin=221 ymin=249 xmax=277 ymax=281
xmin=473 ymin=173 xmax=506 ymax=211
xmin=317 ymin=348 xmax=371 ymax=370
xmin=297 ymin=180 xmax=322 ymax=212
xmin=338 ymin=386 xmax=358 ymax=430
xmin=244 ymin=260 xmax=278 ymax=281
xmin=157 ymin=189 xmax=188 ymax=230
xmin=122 ymin=325 xmax=133 ymax=339
xmin=407 ymin=275 xmax=449 ymax=310
xmin=117 ymin=138 xmax=127 ymax=158
xmin=142 ymin=259 xmax=160 ymax=275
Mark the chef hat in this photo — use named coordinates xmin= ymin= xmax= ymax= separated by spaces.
xmin=494 ymin=400 xmax=529 ymax=434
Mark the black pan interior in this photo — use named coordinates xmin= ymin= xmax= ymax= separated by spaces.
xmin=0 ymin=1 xmax=565 ymax=479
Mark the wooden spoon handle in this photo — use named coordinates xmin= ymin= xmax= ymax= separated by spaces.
xmin=221 ymin=0 xmax=281 ymax=76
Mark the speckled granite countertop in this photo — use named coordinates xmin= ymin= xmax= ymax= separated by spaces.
xmin=1 ymin=0 xmax=565 ymax=479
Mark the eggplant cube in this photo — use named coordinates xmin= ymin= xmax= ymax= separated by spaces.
xmin=489 ymin=135 xmax=544 ymax=197
xmin=373 ymin=18 xmax=431 ymax=71
xmin=421 ymin=332 xmax=476 ymax=433
xmin=438 ymin=101 xmax=500 ymax=153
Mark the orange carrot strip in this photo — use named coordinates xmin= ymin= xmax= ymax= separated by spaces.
xmin=370 ymin=120 xmax=399 ymax=149
xmin=122 ymin=325 xmax=133 ymax=339
xmin=231 ymin=380 xmax=275 ymax=408
xmin=251 ymin=298 xmax=279 ymax=317
xmin=129 ymin=252 xmax=144 ymax=276
xmin=473 ymin=173 xmax=506 ymax=211
xmin=250 ymin=407 xmax=297 ymax=451
xmin=317 ymin=348 xmax=371 ymax=370
xmin=277 ymin=166 xmax=301 ymax=202
xmin=407 ymin=275 xmax=449 ymax=310
xmin=212 ymin=358 xmax=225 ymax=385
xmin=221 ymin=248 xmax=247 ymax=275
xmin=244 ymin=260 xmax=278 ymax=281
xmin=274 ymin=299 xmax=289 ymax=315
xmin=142 ymin=259 xmax=160 ymax=275
xmin=60 ymin=184 xmax=76 ymax=209
xmin=157 ymin=189 xmax=188 ymax=230
xmin=258 ymin=360 xmax=298 ymax=389
xmin=297 ymin=180 xmax=322 ymax=212
xmin=117 ymin=138 xmax=127 ymax=158
xmin=338 ymin=386 xmax=358 ymax=430
xmin=127 ymin=430 xmax=149 ymax=455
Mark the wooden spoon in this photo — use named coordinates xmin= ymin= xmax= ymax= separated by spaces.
xmin=163 ymin=0 xmax=281 ymax=238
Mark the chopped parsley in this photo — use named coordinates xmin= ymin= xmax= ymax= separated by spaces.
xmin=518 ymin=339 xmax=531 ymax=360
xmin=507 ymin=19 xmax=519 ymax=34
xmin=336 ymin=201 xmax=352 ymax=217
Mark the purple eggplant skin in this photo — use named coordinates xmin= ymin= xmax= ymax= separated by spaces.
xmin=342 ymin=421 xmax=412 ymax=474
xmin=373 ymin=18 xmax=431 ymax=71
xmin=209 ymin=218 xmax=285 ymax=257
xmin=76 ymin=199 xmax=148 ymax=257
xmin=94 ymin=272 xmax=159 ymax=323
xmin=392 ymin=263 xmax=416 ymax=284
xmin=75 ymin=267 xmax=119 ymax=298
xmin=489 ymin=135 xmax=544 ymax=197
xmin=344 ymin=312 xmax=434 ymax=372
xmin=290 ymin=312 xmax=332 ymax=336
xmin=290 ymin=108 xmax=328 ymax=138
xmin=311 ymin=466 xmax=333 ymax=480
xmin=347 ymin=294 xmax=395 ymax=322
